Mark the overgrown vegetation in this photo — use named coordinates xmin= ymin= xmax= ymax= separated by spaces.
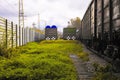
xmin=77 ymin=52 xmax=89 ymax=61
xmin=0 ymin=31 xmax=18 ymax=58
xmin=92 ymin=63 xmax=120 ymax=80
xmin=0 ymin=40 xmax=87 ymax=80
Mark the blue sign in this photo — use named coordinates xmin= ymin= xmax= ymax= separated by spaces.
xmin=45 ymin=25 xmax=51 ymax=28
xmin=45 ymin=25 xmax=57 ymax=28
xmin=51 ymin=25 xmax=57 ymax=28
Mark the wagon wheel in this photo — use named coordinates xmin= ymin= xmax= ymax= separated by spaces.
xmin=112 ymin=59 xmax=120 ymax=73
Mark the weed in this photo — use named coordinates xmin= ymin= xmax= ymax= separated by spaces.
xmin=0 ymin=40 xmax=88 ymax=80
xmin=92 ymin=63 xmax=119 ymax=80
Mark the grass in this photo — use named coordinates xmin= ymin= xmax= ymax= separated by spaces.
xmin=77 ymin=52 xmax=89 ymax=61
xmin=0 ymin=40 xmax=88 ymax=80
xmin=92 ymin=63 xmax=120 ymax=80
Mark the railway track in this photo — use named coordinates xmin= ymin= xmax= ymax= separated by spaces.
xmin=70 ymin=42 xmax=120 ymax=80
xmin=70 ymin=54 xmax=94 ymax=80
xmin=87 ymin=46 xmax=120 ymax=71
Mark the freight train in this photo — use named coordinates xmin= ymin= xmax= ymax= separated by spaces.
xmin=78 ymin=0 xmax=120 ymax=61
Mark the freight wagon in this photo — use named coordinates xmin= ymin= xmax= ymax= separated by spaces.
xmin=45 ymin=25 xmax=58 ymax=40
xmin=79 ymin=0 xmax=120 ymax=63
xmin=63 ymin=28 xmax=76 ymax=40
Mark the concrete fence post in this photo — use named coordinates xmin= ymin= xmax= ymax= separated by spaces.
xmin=5 ymin=19 xmax=8 ymax=48
xmin=16 ymin=24 xmax=18 ymax=47
xmin=11 ymin=22 xmax=13 ymax=48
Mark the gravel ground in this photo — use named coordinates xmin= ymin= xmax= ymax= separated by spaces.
xmin=70 ymin=54 xmax=94 ymax=80
xmin=82 ymin=44 xmax=108 ymax=67
xmin=70 ymin=43 xmax=109 ymax=80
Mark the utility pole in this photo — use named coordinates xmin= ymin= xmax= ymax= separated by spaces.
xmin=19 ymin=0 xmax=24 ymax=46
xmin=32 ymin=22 xmax=36 ymax=28
xmin=38 ymin=13 xmax=40 ymax=29
xmin=19 ymin=0 xmax=24 ymax=28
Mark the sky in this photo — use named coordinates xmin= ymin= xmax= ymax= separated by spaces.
xmin=0 ymin=0 xmax=92 ymax=32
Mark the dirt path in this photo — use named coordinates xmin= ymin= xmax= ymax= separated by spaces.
xmin=70 ymin=43 xmax=109 ymax=80
xmin=70 ymin=54 xmax=94 ymax=80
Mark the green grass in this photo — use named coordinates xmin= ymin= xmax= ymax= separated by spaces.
xmin=0 ymin=40 xmax=88 ymax=80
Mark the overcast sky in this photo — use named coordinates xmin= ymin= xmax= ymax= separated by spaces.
xmin=0 ymin=0 xmax=91 ymax=32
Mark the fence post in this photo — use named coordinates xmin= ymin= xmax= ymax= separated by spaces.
xmin=5 ymin=19 xmax=8 ymax=48
xmin=25 ymin=28 xmax=26 ymax=44
xmin=33 ymin=29 xmax=34 ymax=41
xmin=25 ymin=28 xmax=27 ymax=44
xmin=32 ymin=29 xmax=34 ymax=41
xmin=28 ymin=28 xmax=29 ymax=42
xmin=19 ymin=26 xmax=21 ymax=46
xmin=26 ymin=28 xmax=28 ymax=43
xmin=11 ymin=22 xmax=13 ymax=48
xmin=16 ymin=24 xmax=17 ymax=47
xmin=31 ymin=29 xmax=32 ymax=42
xmin=22 ymin=27 xmax=24 ymax=45
xmin=24 ymin=28 xmax=26 ymax=44
xmin=24 ymin=28 xmax=25 ymax=44
xmin=29 ymin=28 xmax=31 ymax=42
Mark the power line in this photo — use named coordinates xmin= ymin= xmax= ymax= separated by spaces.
xmin=0 ymin=0 xmax=18 ymax=17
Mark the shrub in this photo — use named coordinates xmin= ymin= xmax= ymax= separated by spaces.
xmin=92 ymin=63 xmax=119 ymax=80
xmin=0 ymin=40 xmax=82 ymax=80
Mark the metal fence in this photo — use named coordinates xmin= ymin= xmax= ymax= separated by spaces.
xmin=0 ymin=16 xmax=44 ymax=48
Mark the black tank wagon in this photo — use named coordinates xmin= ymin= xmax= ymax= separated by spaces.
xmin=63 ymin=28 xmax=76 ymax=40
xmin=45 ymin=25 xmax=58 ymax=40
xmin=78 ymin=0 xmax=120 ymax=62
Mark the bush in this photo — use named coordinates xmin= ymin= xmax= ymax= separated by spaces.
xmin=0 ymin=32 xmax=20 ymax=58
xmin=92 ymin=63 xmax=119 ymax=80
xmin=0 ymin=40 xmax=84 ymax=80
xmin=0 ymin=53 xmax=77 ymax=80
